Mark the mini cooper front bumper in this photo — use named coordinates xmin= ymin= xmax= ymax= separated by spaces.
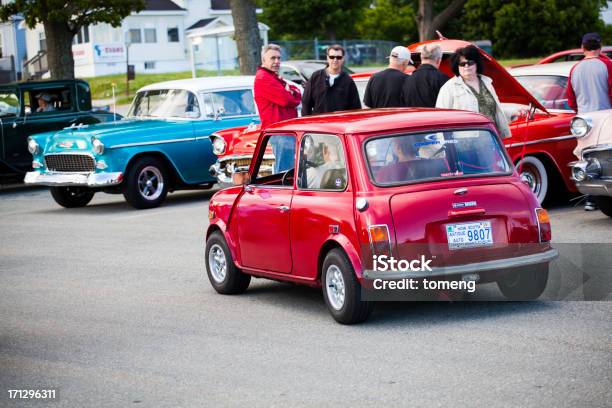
xmin=24 ymin=171 xmax=124 ymax=187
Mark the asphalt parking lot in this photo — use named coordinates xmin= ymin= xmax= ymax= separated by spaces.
xmin=1 ymin=187 xmax=611 ymax=407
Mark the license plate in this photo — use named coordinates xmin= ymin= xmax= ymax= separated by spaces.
xmin=446 ymin=221 xmax=493 ymax=250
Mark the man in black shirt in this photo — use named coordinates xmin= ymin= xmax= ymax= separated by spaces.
xmin=301 ymin=44 xmax=361 ymax=115
xmin=403 ymin=44 xmax=449 ymax=107
xmin=363 ymin=46 xmax=411 ymax=108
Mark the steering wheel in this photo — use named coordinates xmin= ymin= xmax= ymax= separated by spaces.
xmin=281 ymin=168 xmax=295 ymax=186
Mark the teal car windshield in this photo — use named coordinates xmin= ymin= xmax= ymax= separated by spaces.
xmin=128 ymin=89 xmax=200 ymax=119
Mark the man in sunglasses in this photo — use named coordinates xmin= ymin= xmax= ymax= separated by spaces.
xmin=364 ymin=46 xmax=411 ymax=108
xmin=301 ymin=44 xmax=361 ymax=116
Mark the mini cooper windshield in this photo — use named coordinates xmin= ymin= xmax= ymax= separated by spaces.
xmin=366 ymin=129 xmax=511 ymax=185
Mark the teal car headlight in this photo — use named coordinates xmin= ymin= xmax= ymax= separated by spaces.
xmin=92 ymin=138 xmax=105 ymax=155
xmin=27 ymin=137 xmax=40 ymax=155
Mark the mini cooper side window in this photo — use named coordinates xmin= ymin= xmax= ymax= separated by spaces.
xmin=253 ymin=135 xmax=296 ymax=186
xmin=297 ymin=133 xmax=347 ymax=190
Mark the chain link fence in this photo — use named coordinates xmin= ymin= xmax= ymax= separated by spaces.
xmin=271 ymin=40 xmax=400 ymax=67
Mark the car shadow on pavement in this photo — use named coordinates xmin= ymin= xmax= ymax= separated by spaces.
xmin=236 ymin=280 xmax=556 ymax=326
xmin=31 ymin=189 xmax=220 ymax=215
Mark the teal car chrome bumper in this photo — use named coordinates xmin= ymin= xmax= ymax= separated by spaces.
xmin=24 ymin=171 xmax=123 ymax=187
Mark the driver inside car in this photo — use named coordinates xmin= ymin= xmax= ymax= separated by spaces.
xmin=307 ymin=142 xmax=343 ymax=189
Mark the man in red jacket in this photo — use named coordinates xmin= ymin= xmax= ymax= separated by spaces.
xmin=254 ymin=44 xmax=302 ymax=129
xmin=254 ymin=44 xmax=302 ymax=173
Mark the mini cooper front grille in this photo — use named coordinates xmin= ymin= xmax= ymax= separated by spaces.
xmin=44 ymin=154 xmax=95 ymax=172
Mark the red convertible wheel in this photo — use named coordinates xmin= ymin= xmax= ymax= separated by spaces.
xmin=517 ymin=156 xmax=548 ymax=204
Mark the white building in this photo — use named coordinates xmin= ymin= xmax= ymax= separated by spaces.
xmin=23 ymin=0 xmax=267 ymax=78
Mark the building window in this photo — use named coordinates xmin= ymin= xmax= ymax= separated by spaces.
xmin=167 ymin=27 xmax=179 ymax=42
xmin=74 ymin=25 xmax=90 ymax=44
xmin=129 ymin=29 xmax=142 ymax=44
xmin=144 ymin=28 xmax=156 ymax=43
xmin=38 ymin=32 xmax=47 ymax=52
xmin=144 ymin=61 xmax=156 ymax=70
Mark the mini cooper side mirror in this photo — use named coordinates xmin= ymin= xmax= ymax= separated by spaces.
xmin=232 ymin=171 xmax=251 ymax=186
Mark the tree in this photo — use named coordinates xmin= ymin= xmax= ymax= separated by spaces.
xmin=230 ymin=0 xmax=262 ymax=74
xmin=0 ymin=0 xmax=145 ymax=80
xmin=462 ymin=0 xmax=607 ymax=58
xmin=260 ymin=0 xmax=370 ymax=40
xmin=415 ymin=0 xmax=466 ymax=41
xmin=357 ymin=0 xmax=418 ymax=43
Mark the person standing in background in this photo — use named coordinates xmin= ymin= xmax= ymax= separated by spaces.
xmin=403 ymin=44 xmax=449 ymax=107
xmin=363 ymin=46 xmax=411 ymax=108
xmin=301 ymin=44 xmax=361 ymax=115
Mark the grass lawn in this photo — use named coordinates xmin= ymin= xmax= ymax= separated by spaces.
xmin=86 ymin=69 xmax=240 ymax=105
xmin=497 ymin=57 xmax=541 ymax=67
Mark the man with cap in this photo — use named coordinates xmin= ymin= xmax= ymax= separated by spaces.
xmin=363 ymin=46 xmax=411 ymax=108
xmin=566 ymin=32 xmax=612 ymax=211
xmin=36 ymin=93 xmax=55 ymax=112
xmin=567 ymin=32 xmax=612 ymax=114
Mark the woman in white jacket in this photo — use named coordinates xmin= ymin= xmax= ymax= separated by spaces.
xmin=436 ymin=45 xmax=511 ymax=138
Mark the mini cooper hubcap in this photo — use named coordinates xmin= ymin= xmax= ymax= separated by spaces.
xmin=138 ymin=166 xmax=164 ymax=200
xmin=325 ymin=265 xmax=346 ymax=310
xmin=208 ymin=244 xmax=227 ymax=283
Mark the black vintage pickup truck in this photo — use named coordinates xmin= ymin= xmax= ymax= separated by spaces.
xmin=0 ymin=79 xmax=118 ymax=180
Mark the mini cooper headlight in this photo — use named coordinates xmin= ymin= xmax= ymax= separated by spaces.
xmin=27 ymin=138 xmax=40 ymax=155
xmin=570 ymin=116 xmax=592 ymax=138
xmin=92 ymin=138 xmax=105 ymax=155
xmin=212 ymin=137 xmax=226 ymax=155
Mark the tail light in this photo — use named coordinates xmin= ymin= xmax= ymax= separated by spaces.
xmin=368 ymin=224 xmax=392 ymax=257
xmin=535 ymin=208 xmax=551 ymax=242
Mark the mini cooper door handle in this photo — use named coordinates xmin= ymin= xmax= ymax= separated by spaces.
xmin=279 ymin=205 xmax=290 ymax=213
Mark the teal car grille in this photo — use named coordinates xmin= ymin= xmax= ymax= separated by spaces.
xmin=44 ymin=154 xmax=95 ymax=172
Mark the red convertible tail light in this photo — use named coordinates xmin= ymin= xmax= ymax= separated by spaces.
xmin=535 ymin=208 xmax=552 ymax=243
xmin=368 ymin=225 xmax=392 ymax=257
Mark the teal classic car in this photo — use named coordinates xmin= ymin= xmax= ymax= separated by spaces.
xmin=25 ymin=76 xmax=260 ymax=209
xmin=0 ymin=79 xmax=117 ymax=180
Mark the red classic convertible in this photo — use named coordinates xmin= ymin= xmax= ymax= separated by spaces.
xmin=205 ymin=109 xmax=557 ymax=324
xmin=211 ymin=39 xmax=579 ymax=205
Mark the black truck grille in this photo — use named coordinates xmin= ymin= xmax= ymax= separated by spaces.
xmin=44 ymin=154 xmax=95 ymax=172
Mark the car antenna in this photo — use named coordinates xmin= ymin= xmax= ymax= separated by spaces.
xmin=436 ymin=31 xmax=447 ymax=40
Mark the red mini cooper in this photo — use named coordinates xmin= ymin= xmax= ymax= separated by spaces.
xmin=205 ymin=109 xmax=557 ymax=324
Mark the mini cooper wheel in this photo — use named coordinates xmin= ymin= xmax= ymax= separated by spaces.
xmin=123 ymin=157 xmax=168 ymax=209
xmin=205 ymin=231 xmax=251 ymax=294
xmin=50 ymin=187 xmax=95 ymax=208
xmin=497 ymin=264 xmax=549 ymax=300
xmin=322 ymin=249 xmax=372 ymax=324
xmin=594 ymin=196 xmax=612 ymax=218
xmin=517 ymin=156 xmax=548 ymax=204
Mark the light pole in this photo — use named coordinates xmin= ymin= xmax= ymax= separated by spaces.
xmin=125 ymin=33 xmax=132 ymax=97
xmin=189 ymin=36 xmax=202 ymax=78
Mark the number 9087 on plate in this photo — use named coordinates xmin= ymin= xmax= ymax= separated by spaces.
xmin=446 ymin=221 xmax=493 ymax=250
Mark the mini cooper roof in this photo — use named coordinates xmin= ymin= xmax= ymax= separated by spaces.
xmin=137 ymin=76 xmax=255 ymax=93
xmin=264 ymin=108 xmax=493 ymax=135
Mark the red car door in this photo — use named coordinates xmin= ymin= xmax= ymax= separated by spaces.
xmin=235 ymin=134 xmax=296 ymax=273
